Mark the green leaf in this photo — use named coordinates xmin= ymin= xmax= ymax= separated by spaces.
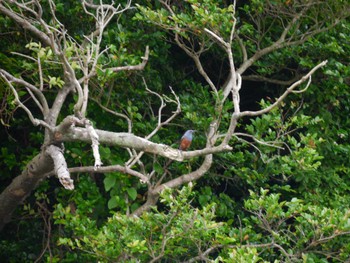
xmin=108 ymin=196 xmax=119 ymax=209
xmin=100 ymin=146 xmax=111 ymax=159
xmin=126 ymin=187 xmax=137 ymax=201
xmin=154 ymin=162 xmax=164 ymax=174
xmin=104 ymin=175 xmax=116 ymax=191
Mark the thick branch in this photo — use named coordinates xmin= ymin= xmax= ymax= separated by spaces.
xmin=0 ymin=152 xmax=54 ymax=231
xmin=0 ymin=3 xmax=51 ymax=46
xmin=156 ymin=154 xmax=213 ymax=193
xmin=46 ymin=86 xmax=73 ymax=126
xmin=58 ymin=126 xmax=232 ymax=161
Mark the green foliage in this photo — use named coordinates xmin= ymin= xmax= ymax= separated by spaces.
xmin=53 ymin=184 xmax=350 ymax=262
xmin=196 ymin=186 xmax=237 ymax=219
xmin=54 ymin=184 xmax=228 ymax=261
xmin=244 ymin=188 xmax=350 ymax=261
xmin=136 ymin=0 xmax=235 ymax=43
xmin=103 ymin=172 xmax=143 ymax=212
xmin=1 ymin=0 xmax=350 ymax=262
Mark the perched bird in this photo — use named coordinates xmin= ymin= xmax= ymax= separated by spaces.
xmin=162 ymin=130 xmax=196 ymax=176
xmin=179 ymin=130 xmax=196 ymax=151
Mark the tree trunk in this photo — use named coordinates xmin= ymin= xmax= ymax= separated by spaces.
xmin=0 ymin=152 xmax=54 ymax=231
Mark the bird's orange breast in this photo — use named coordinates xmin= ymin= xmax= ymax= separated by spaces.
xmin=179 ymin=138 xmax=192 ymax=151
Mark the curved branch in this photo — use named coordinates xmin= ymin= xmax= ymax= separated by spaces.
xmin=237 ymin=17 xmax=342 ymax=75
xmin=1 ymin=73 xmax=52 ymax=130
xmin=155 ymin=154 xmax=213 ymax=193
xmin=239 ymin=60 xmax=327 ymax=118
xmin=107 ymin=46 xmax=150 ymax=73
xmin=236 ymin=34 xmax=248 ymax=62
xmin=174 ymin=33 xmax=218 ymax=97
xmin=0 ymin=69 xmax=49 ymax=115
xmin=132 ymin=154 xmax=214 ymax=217
xmin=234 ymin=132 xmax=284 ymax=149
xmin=203 ymin=26 xmax=238 ymax=102
xmin=92 ymin=98 xmax=133 ymax=133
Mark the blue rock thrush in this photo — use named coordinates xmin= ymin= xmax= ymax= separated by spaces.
xmin=179 ymin=130 xmax=196 ymax=151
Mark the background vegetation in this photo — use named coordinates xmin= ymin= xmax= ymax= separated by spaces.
xmin=1 ymin=0 xmax=350 ymax=262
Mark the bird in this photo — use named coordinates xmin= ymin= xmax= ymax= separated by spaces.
xmin=160 ymin=130 xmax=196 ymax=181
xmin=179 ymin=130 xmax=196 ymax=151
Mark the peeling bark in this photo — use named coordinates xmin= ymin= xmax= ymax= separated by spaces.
xmin=46 ymin=145 xmax=74 ymax=190
xmin=85 ymin=120 xmax=102 ymax=169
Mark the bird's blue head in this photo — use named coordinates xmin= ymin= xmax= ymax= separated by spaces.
xmin=182 ymin=130 xmax=196 ymax=140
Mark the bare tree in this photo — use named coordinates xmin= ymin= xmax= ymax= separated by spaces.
xmin=0 ymin=0 xmax=346 ymax=231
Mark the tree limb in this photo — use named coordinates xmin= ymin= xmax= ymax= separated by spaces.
xmin=0 ymin=2 xmax=51 ymax=46
xmin=58 ymin=126 xmax=232 ymax=161
xmin=106 ymin=46 xmax=150 ymax=73
xmin=68 ymin=165 xmax=149 ymax=184
xmin=0 ymin=69 xmax=49 ymax=115
xmin=243 ymin=74 xmax=300 ymax=86
xmin=0 ymin=152 xmax=54 ymax=231
xmin=239 ymin=60 xmax=327 ymax=118
xmin=1 ymin=72 xmax=52 ymax=130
